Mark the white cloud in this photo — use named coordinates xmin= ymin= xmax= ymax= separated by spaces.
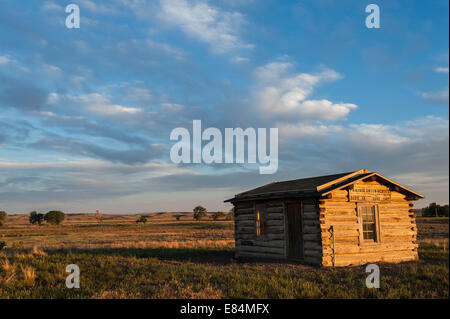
xmin=79 ymin=93 xmax=142 ymax=115
xmin=42 ymin=1 xmax=64 ymax=11
xmin=48 ymin=92 xmax=143 ymax=116
xmin=279 ymin=123 xmax=343 ymax=139
xmin=421 ymin=88 xmax=449 ymax=104
xmin=157 ymin=0 xmax=252 ymax=53
xmin=0 ymin=54 xmax=29 ymax=72
xmin=42 ymin=63 xmax=63 ymax=77
xmin=0 ymin=55 xmax=11 ymax=65
xmin=76 ymin=0 xmax=120 ymax=15
xmin=435 ymin=67 xmax=449 ymax=74
xmin=231 ymin=56 xmax=249 ymax=63
xmin=253 ymin=61 xmax=357 ymax=122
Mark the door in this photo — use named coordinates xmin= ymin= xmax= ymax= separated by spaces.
xmin=286 ymin=202 xmax=303 ymax=258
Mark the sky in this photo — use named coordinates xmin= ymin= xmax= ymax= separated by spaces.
xmin=0 ymin=0 xmax=448 ymax=214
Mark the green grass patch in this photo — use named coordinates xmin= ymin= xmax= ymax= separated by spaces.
xmin=0 ymin=244 xmax=447 ymax=299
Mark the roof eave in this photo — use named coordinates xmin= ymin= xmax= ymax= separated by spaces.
xmin=224 ymin=190 xmax=320 ymax=203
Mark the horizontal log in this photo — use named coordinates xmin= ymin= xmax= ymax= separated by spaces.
xmin=302 ymin=256 xmax=322 ymax=265
xmin=378 ymin=204 xmax=412 ymax=210
xmin=236 ymin=234 xmax=256 ymax=240
xmin=381 ymin=229 xmax=415 ymax=236
xmin=323 ymin=243 xmax=418 ymax=254
xmin=236 ymin=226 xmax=255 ymax=233
xmin=303 ymin=250 xmax=323 ymax=257
xmin=236 ymin=251 xmax=286 ymax=260
xmin=267 ymin=202 xmax=284 ymax=208
xmin=304 ymin=233 xmax=321 ymax=241
xmin=379 ymin=211 xmax=414 ymax=217
xmin=320 ymin=210 xmax=357 ymax=216
xmin=236 ymin=204 xmax=253 ymax=211
xmin=381 ymin=224 xmax=415 ymax=230
xmin=266 ymin=207 xmax=283 ymax=213
xmin=322 ymin=216 xmax=358 ymax=223
xmin=380 ymin=217 xmax=415 ymax=223
xmin=303 ymin=225 xmax=321 ymax=234
xmin=320 ymin=224 xmax=359 ymax=231
xmin=266 ymin=213 xmax=284 ymax=220
xmin=331 ymin=249 xmax=417 ymax=263
xmin=267 ymin=225 xmax=284 ymax=231
xmin=265 ymin=219 xmax=284 ymax=226
xmin=236 ymin=220 xmax=254 ymax=227
xmin=328 ymin=190 xmax=348 ymax=197
xmin=324 ymin=252 xmax=417 ymax=267
xmin=236 ymin=239 xmax=285 ymax=248
xmin=319 ymin=203 xmax=356 ymax=209
xmin=303 ymin=212 xmax=319 ymax=220
xmin=321 ymin=229 xmax=359 ymax=237
xmin=237 ymin=245 xmax=284 ymax=255
xmin=303 ymin=204 xmax=317 ymax=213
xmin=303 ymin=220 xmax=320 ymax=226
xmin=235 ymin=214 xmax=254 ymax=221
xmin=303 ymin=242 xmax=322 ymax=250
xmin=322 ymin=237 xmax=359 ymax=246
xmin=237 ymin=208 xmax=254 ymax=214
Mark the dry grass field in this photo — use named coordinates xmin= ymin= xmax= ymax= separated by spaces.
xmin=0 ymin=213 xmax=448 ymax=299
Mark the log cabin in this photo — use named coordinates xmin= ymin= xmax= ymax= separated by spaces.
xmin=225 ymin=169 xmax=425 ymax=267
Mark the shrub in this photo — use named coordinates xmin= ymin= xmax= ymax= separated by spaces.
xmin=193 ymin=206 xmax=207 ymax=221
xmin=210 ymin=211 xmax=225 ymax=221
xmin=44 ymin=211 xmax=66 ymax=225
xmin=0 ymin=241 xmax=6 ymax=250
xmin=136 ymin=216 xmax=148 ymax=225
xmin=12 ymin=241 xmax=24 ymax=249
xmin=422 ymin=203 xmax=449 ymax=217
xmin=29 ymin=211 xmax=44 ymax=226
xmin=0 ymin=211 xmax=7 ymax=227
xmin=226 ymin=210 xmax=234 ymax=220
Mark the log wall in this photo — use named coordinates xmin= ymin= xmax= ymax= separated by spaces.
xmin=233 ymin=178 xmax=418 ymax=267
xmin=234 ymin=200 xmax=287 ymax=259
xmin=301 ymin=198 xmax=322 ymax=265
xmin=319 ymin=181 xmax=418 ymax=267
xmin=234 ymin=198 xmax=323 ymax=264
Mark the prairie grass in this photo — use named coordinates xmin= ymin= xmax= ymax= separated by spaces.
xmin=0 ymin=213 xmax=447 ymax=298
xmin=20 ymin=265 xmax=36 ymax=286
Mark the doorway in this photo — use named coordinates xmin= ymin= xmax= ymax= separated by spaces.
xmin=286 ymin=202 xmax=303 ymax=258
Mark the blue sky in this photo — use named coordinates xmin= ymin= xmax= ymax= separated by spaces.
xmin=0 ymin=0 xmax=448 ymax=213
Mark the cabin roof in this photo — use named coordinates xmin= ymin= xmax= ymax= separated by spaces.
xmin=224 ymin=169 xmax=425 ymax=203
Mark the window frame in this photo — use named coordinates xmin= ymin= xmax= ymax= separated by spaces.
xmin=255 ymin=203 xmax=267 ymax=238
xmin=357 ymin=203 xmax=381 ymax=245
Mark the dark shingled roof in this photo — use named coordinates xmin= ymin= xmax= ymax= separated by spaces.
xmin=238 ymin=172 xmax=352 ymax=195
xmin=225 ymin=170 xmax=374 ymax=202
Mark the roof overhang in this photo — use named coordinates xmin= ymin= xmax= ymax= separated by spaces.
xmin=224 ymin=170 xmax=425 ymax=203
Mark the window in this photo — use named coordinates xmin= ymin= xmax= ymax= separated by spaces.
xmin=255 ymin=204 xmax=267 ymax=237
xmin=358 ymin=205 xmax=380 ymax=242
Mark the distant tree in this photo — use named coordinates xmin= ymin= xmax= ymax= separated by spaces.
xmin=193 ymin=206 xmax=207 ymax=221
xmin=136 ymin=216 xmax=148 ymax=225
xmin=44 ymin=211 xmax=66 ymax=225
xmin=210 ymin=211 xmax=225 ymax=221
xmin=0 ymin=211 xmax=7 ymax=227
xmin=94 ymin=210 xmax=104 ymax=224
xmin=422 ymin=203 xmax=449 ymax=217
xmin=174 ymin=214 xmax=184 ymax=221
xmin=29 ymin=211 xmax=44 ymax=226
